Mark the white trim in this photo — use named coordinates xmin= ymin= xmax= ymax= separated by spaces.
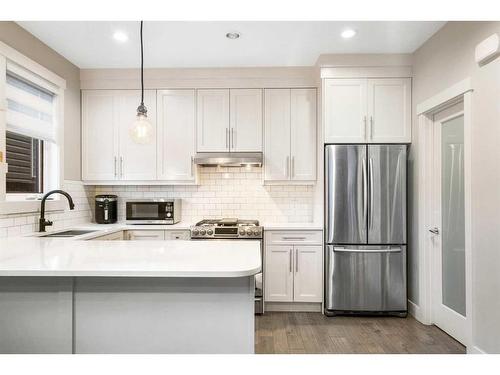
xmin=417 ymin=78 xmax=473 ymax=347
xmin=416 ymin=78 xmax=472 ymax=115
xmin=82 ymin=180 xmax=200 ymax=186
xmin=320 ymin=66 xmax=412 ymax=79
xmin=408 ymin=299 xmax=428 ymax=324
xmin=0 ymin=41 xmax=66 ymax=90
xmin=468 ymin=346 xmax=487 ymax=354
xmin=264 ymin=302 xmax=322 ymax=312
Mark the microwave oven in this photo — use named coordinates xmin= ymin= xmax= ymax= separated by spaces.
xmin=125 ymin=199 xmax=181 ymax=224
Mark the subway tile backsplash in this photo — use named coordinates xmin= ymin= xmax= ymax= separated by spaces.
xmin=94 ymin=167 xmax=315 ymax=224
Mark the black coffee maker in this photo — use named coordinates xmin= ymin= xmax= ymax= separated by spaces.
xmin=95 ymin=195 xmax=118 ymax=224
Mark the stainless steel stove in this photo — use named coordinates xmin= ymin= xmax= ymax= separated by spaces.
xmin=190 ymin=218 xmax=263 ymax=239
xmin=190 ymin=218 xmax=264 ymax=314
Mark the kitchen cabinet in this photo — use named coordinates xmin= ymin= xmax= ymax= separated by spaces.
xmin=264 ymin=230 xmax=322 ymax=303
xmin=197 ymin=89 xmax=262 ymax=152
xmin=157 ymin=90 xmax=196 ymax=182
xmin=264 ymin=88 xmax=316 ymax=183
xmin=323 ymin=78 xmax=411 ymax=143
xmin=126 ymin=230 xmax=165 ymax=241
xmin=82 ymin=89 xmax=157 ymax=181
xmin=164 ymin=230 xmax=190 ymax=240
xmin=196 ymin=89 xmax=230 ymax=152
xmin=91 ymin=231 xmax=124 ymax=241
xmin=229 ymin=89 xmax=262 ymax=152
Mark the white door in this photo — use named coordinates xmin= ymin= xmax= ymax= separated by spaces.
xmin=82 ymin=91 xmax=119 ymax=181
xmin=324 ymin=78 xmax=367 ymax=143
xmin=367 ymin=78 xmax=411 ymax=143
xmin=293 ymin=245 xmax=322 ymax=302
xmin=264 ymin=245 xmax=294 ymax=302
xmin=117 ymin=90 xmax=157 ymax=180
xmin=197 ymin=89 xmax=230 ymax=152
xmin=157 ymin=90 xmax=196 ymax=182
xmin=229 ymin=89 xmax=262 ymax=152
xmin=290 ymin=88 xmax=316 ymax=181
xmin=264 ymin=89 xmax=291 ymax=181
xmin=431 ymin=102 xmax=468 ymax=345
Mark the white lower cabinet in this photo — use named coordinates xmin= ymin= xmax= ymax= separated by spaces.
xmin=264 ymin=231 xmax=322 ymax=303
xmin=126 ymin=230 xmax=165 ymax=241
xmin=91 ymin=231 xmax=124 ymax=241
xmin=164 ymin=230 xmax=190 ymax=240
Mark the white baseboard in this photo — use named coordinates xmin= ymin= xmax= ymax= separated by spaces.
xmin=468 ymin=345 xmax=487 ymax=354
xmin=408 ymin=299 xmax=429 ymax=324
xmin=265 ymin=302 xmax=322 ymax=312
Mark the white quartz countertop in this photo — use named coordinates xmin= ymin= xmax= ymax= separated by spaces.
xmin=262 ymin=223 xmax=323 ymax=230
xmin=0 ymin=236 xmax=261 ymax=278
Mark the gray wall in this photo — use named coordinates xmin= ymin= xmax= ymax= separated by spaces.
xmin=0 ymin=21 xmax=81 ymax=181
xmin=411 ymin=21 xmax=500 ymax=353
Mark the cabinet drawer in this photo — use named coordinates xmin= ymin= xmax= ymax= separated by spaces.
xmin=265 ymin=230 xmax=322 ymax=245
xmin=91 ymin=231 xmax=124 ymax=241
xmin=126 ymin=230 xmax=165 ymax=240
xmin=164 ymin=230 xmax=190 ymax=240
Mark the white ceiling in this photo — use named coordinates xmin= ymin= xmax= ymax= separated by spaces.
xmin=17 ymin=21 xmax=445 ymax=69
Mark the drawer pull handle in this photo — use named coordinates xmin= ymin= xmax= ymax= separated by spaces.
xmin=282 ymin=237 xmax=306 ymax=240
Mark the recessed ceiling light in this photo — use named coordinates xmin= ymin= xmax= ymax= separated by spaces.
xmin=341 ymin=29 xmax=357 ymax=39
xmin=226 ymin=32 xmax=240 ymax=40
xmin=112 ymin=31 xmax=129 ymax=43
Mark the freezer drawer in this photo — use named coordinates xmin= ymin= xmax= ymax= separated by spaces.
xmin=325 ymin=245 xmax=407 ymax=313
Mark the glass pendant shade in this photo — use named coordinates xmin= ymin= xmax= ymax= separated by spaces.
xmin=129 ymin=112 xmax=153 ymax=144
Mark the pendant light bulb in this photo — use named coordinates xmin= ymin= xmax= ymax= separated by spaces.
xmin=130 ymin=20 xmax=152 ymax=145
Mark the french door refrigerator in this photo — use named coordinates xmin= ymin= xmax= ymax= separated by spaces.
xmin=324 ymin=144 xmax=407 ymax=317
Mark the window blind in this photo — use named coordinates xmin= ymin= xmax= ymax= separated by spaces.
xmin=5 ymin=72 xmax=57 ymax=143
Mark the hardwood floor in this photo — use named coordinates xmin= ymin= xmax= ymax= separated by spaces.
xmin=255 ymin=312 xmax=465 ymax=354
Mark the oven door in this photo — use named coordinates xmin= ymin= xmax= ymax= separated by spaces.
xmin=126 ymin=201 xmax=164 ymax=222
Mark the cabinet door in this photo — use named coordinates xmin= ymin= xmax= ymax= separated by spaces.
xmin=264 ymin=245 xmax=294 ymax=302
xmin=229 ymin=89 xmax=263 ymax=152
xmin=293 ymin=245 xmax=322 ymax=302
xmin=157 ymin=90 xmax=196 ymax=182
xmin=197 ymin=89 xmax=230 ymax=152
xmin=82 ymin=90 xmax=119 ymax=181
xmin=291 ymin=89 xmax=316 ymax=181
xmin=367 ymin=78 xmax=411 ymax=143
xmin=126 ymin=230 xmax=165 ymax=241
xmin=324 ymin=78 xmax=367 ymax=143
xmin=117 ymin=90 xmax=157 ymax=180
xmin=264 ymin=89 xmax=291 ymax=181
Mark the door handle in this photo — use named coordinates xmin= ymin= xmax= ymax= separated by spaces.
xmin=333 ymin=246 xmax=402 ymax=253
xmin=368 ymin=157 xmax=374 ymax=230
xmin=362 ymin=158 xmax=368 ymax=228
xmin=289 ymin=249 xmax=292 ymax=273
xmin=369 ymin=116 xmax=374 ymax=140
xmin=295 ymin=248 xmax=298 ymax=272
xmin=225 ymin=128 xmax=228 ymax=149
xmin=291 ymin=156 xmax=295 ymax=179
xmin=429 ymin=227 xmax=440 ymax=235
xmin=231 ymin=128 xmax=234 ymax=149
xmin=114 ymin=156 xmax=118 ymax=178
xmin=190 ymin=156 xmax=194 ymax=177
xmin=120 ymin=156 xmax=124 ymax=178
xmin=363 ymin=116 xmax=367 ymax=140
xmin=285 ymin=156 xmax=290 ymax=178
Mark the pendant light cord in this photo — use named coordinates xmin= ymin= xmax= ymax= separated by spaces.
xmin=140 ymin=20 xmax=144 ymax=106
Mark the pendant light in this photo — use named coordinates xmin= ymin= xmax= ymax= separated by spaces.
xmin=129 ymin=21 xmax=153 ymax=144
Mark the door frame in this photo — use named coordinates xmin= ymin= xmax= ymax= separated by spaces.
xmin=416 ymin=78 xmax=473 ymax=348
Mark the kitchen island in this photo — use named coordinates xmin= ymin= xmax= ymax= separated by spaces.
xmin=0 ymin=235 xmax=261 ymax=354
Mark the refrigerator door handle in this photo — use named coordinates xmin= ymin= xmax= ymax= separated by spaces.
xmin=332 ymin=246 xmax=402 ymax=254
xmin=362 ymin=158 xmax=368 ymax=229
xmin=368 ymin=157 xmax=374 ymax=230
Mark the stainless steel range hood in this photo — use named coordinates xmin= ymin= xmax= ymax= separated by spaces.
xmin=193 ymin=152 xmax=263 ymax=167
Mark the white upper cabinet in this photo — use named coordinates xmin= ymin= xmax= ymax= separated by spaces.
xmin=82 ymin=89 xmax=157 ymax=182
xmin=291 ymin=89 xmax=317 ymax=181
xmin=82 ymin=91 xmax=118 ymax=181
xmin=264 ymin=89 xmax=291 ymax=181
xmin=117 ymin=90 xmax=157 ymax=181
xmin=264 ymin=88 xmax=317 ymax=183
xmin=229 ymin=89 xmax=262 ymax=152
xmin=367 ymin=78 xmax=411 ymax=143
xmin=324 ymin=79 xmax=367 ymax=143
xmin=157 ymin=90 xmax=196 ymax=182
xmin=196 ymin=89 xmax=230 ymax=152
xmin=324 ymin=78 xmax=411 ymax=144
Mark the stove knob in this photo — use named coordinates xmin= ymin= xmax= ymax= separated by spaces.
xmin=239 ymin=229 xmax=246 ymax=235
xmin=166 ymin=212 xmax=172 ymax=218
xmin=246 ymin=229 xmax=252 ymax=235
xmin=200 ymin=229 xmax=206 ymax=235
xmin=207 ymin=229 xmax=213 ymax=235
xmin=253 ymin=230 xmax=259 ymax=236
xmin=192 ymin=229 xmax=199 ymax=236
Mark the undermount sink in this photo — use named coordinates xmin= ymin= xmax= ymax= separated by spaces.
xmin=41 ymin=230 xmax=98 ymax=238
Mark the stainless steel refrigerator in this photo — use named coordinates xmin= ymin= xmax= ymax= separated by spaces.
xmin=324 ymin=144 xmax=407 ymax=317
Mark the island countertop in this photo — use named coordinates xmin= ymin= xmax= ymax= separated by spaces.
xmin=0 ymin=237 xmax=261 ymax=278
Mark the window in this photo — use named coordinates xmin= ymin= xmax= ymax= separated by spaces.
xmin=3 ymin=63 xmax=60 ymax=200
